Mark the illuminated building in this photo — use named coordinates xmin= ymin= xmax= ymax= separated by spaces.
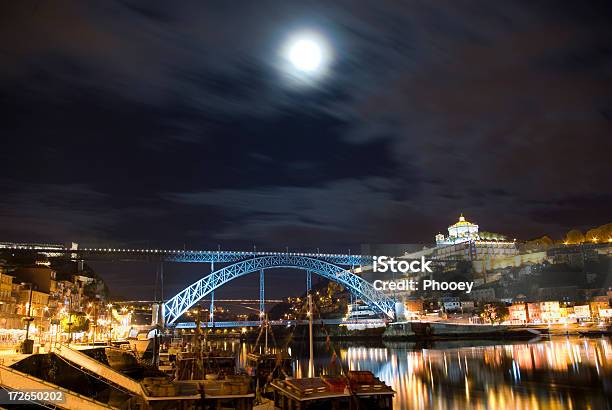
xmin=599 ymin=308 xmax=612 ymax=320
xmin=435 ymin=214 xmax=479 ymax=245
xmin=539 ymin=301 xmax=561 ymax=323
xmin=403 ymin=299 xmax=423 ymax=316
xmin=433 ymin=214 xmax=518 ymax=262
xmin=573 ymin=305 xmax=591 ymax=320
xmin=509 ymin=303 xmax=528 ymax=323
xmin=0 ymin=270 xmax=19 ymax=329
xmin=526 ymin=303 xmax=541 ymax=322
xmin=589 ymin=300 xmax=610 ymax=318
xmin=17 ymin=288 xmax=49 ymax=318
xmin=508 ymin=302 xmax=561 ymax=324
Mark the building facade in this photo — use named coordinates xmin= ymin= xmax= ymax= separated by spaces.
xmin=433 ymin=215 xmax=518 ymax=262
xmin=0 ymin=271 xmax=19 ymax=329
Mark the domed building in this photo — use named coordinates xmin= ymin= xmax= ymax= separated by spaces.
xmin=435 ymin=214 xmax=480 ymax=245
xmin=433 ymin=214 xmax=519 ymax=265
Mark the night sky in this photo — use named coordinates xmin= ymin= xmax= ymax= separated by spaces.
xmin=1 ymin=2 xmax=611 ymax=298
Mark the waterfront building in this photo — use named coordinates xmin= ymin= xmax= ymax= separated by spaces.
xmin=403 ymin=299 xmax=424 ymax=316
xmin=509 ymin=303 xmax=528 ymax=323
xmin=573 ymin=305 xmax=591 ymax=320
xmin=509 ymin=301 xmax=564 ymax=324
xmin=589 ymin=300 xmax=610 ymax=318
xmin=526 ymin=303 xmax=541 ymax=322
xmin=16 ymin=287 xmax=49 ymax=318
xmin=0 ymin=270 xmax=12 ymax=301
xmin=539 ymin=301 xmax=561 ymax=323
xmin=0 ymin=270 xmax=19 ymax=329
xmin=559 ymin=306 xmax=573 ymax=320
xmin=599 ymin=308 xmax=612 ymax=321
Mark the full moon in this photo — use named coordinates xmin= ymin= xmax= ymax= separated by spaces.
xmin=281 ymin=31 xmax=331 ymax=81
xmin=288 ymin=39 xmax=322 ymax=72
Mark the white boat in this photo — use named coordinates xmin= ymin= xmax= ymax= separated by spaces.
xmin=343 ymin=303 xmax=386 ymax=330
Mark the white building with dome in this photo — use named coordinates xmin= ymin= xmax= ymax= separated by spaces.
xmin=433 ymin=214 xmax=519 ymax=264
xmin=435 ymin=214 xmax=479 ymax=245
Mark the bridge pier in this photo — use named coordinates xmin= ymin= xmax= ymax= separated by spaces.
xmin=259 ymin=269 xmax=265 ymax=319
xmin=210 ymin=291 xmax=214 ymax=324
xmin=306 ymin=270 xmax=312 ymax=294
xmin=210 ymin=262 xmax=215 ymax=323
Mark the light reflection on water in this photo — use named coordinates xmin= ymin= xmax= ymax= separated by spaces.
xmin=214 ymin=337 xmax=612 ymax=409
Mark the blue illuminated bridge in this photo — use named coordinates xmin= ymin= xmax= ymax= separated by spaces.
xmin=0 ymin=243 xmax=398 ymax=325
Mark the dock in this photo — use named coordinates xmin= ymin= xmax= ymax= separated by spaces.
xmin=51 ymin=343 xmax=146 ymax=396
xmin=0 ymin=343 xmax=256 ymax=409
xmin=0 ymin=364 xmax=116 ymax=410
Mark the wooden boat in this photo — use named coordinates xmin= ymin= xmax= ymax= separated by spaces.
xmin=246 ymin=351 xmax=293 ymax=387
xmin=269 ymin=295 xmax=395 ymax=409
xmin=270 ymin=371 xmax=395 ymax=410
xmin=141 ymin=375 xmax=255 ymax=409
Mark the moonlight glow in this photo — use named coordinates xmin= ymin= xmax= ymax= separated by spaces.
xmin=288 ymin=39 xmax=323 ymax=72
xmin=281 ymin=31 xmax=331 ymax=82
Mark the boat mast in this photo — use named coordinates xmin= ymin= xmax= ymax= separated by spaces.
xmin=308 ymin=292 xmax=314 ymax=378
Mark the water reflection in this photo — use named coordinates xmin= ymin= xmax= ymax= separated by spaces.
xmin=211 ymin=337 xmax=612 ymax=409
xmin=343 ymin=338 xmax=612 ymax=410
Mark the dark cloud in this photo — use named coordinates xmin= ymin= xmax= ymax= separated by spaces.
xmin=1 ymin=1 xmax=611 ymax=297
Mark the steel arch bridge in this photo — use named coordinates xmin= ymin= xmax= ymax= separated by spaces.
xmin=163 ymin=255 xmax=396 ymax=325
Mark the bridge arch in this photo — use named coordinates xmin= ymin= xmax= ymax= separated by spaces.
xmin=164 ymin=255 xmax=396 ymax=324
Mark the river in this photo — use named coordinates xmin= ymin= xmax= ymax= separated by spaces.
xmin=210 ymin=336 xmax=612 ymax=409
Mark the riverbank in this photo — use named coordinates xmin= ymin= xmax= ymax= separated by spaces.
xmin=382 ymin=321 xmax=612 ymax=341
xmin=233 ymin=321 xmax=612 ymax=343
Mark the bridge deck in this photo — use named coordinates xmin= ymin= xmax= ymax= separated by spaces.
xmin=0 ymin=242 xmax=371 ymax=265
xmin=174 ymin=319 xmax=387 ymax=328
